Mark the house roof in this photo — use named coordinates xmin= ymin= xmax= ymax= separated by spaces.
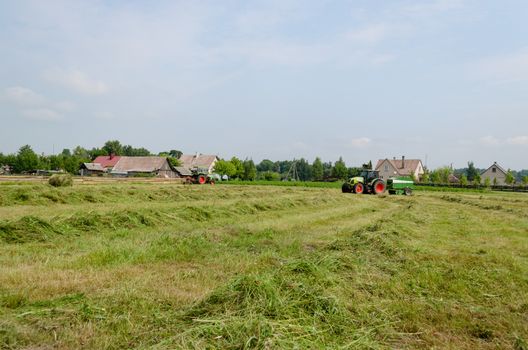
xmin=179 ymin=154 xmax=218 ymax=169
xmin=82 ymin=163 xmax=105 ymax=171
xmin=375 ymin=158 xmax=423 ymax=176
xmin=112 ymin=157 xmax=169 ymax=173
xmin=481 ymin=162 xmax=507 ymax=175
xmin=93 ymin=155 xmax=122 ymax=168
xmin=174 ymin=166 xmax=193 ymax=176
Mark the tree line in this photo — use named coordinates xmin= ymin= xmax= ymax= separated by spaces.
xmin=0 ymin=140 xmax=182 ymax=174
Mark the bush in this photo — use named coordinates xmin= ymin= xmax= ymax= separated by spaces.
xmin=48 ymin=174 xmax=73 ymax=187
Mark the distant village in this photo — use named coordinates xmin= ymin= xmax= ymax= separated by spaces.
xmin=0 ymin=141 xmax=527 ymax=186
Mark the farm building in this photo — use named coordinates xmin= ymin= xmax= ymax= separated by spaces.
xmin=375 ymin=157 xmax=424 ymax=181
xmin=481 ymin=162 xmax=507 ymax=185
xmin=111 ymin=157 xmax=178 ymax=178
xmin=92 ymin=155 xmax=122 ymax=171
xmin=179 ymin=153 xmax=218 ymax=174
xmin=79 ymin=163 xmax=105 ymax=176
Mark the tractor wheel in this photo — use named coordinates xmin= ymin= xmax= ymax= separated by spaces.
xmin=372 ymin=180 xmax=386 ymax=194
xmin=404 ymin=187 xmax=412 ymax=196
xmin=197 ymin=175 xmax=207 ymax=185
xmin=342 ymin=183 xmax=352 ymax=193
xmin=353 ymin=183 xmax=364 ymax=194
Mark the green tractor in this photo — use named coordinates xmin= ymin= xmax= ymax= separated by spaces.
xmin=342 ymin=170 xmax=386 ymax=194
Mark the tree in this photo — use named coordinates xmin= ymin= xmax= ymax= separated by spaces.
xmin=522 ymin=176 xmax=528 ymax=185
xmin=467 ymin=161 xmax=478 ymax=181
xmin=493 ymin=177 xmax=498 ymax=186
xmin=214 ymin=160 xmax=237 ymax=178
xmin=260 ymin=171 xmax=280 ymax=181
xmin=421 ymin=171 xmax=430 ymax=183
xmin=312 ymin=157 xmax=323 ymax=181
xmin=102 ymin=140 xmax=123 ymax=156
xmin=73 ymin=146 xmax=90 ymax=159
xmin=296 ymin=158 xmax=312 ymax=181
xmin=347 ymin=167 xmax=361 ymax=178
xmin=484 ymin=177 xmax=491 ymax=187
xmin=460 ymin=174 xmax=468 ymax=186
xmin=505 ymin=169 xmax=515 ymax=185
xmin=61 ymin=148 xmax=71 ymax=157
xmin=124 ymin=145 xmax=151 ymax=156
xmin=230 ymin=157 xmax=244 ymax=179
xmin=332 ymin=157 xmax=348 ymax=180
xmin=256 ymin=159 xmax=275 ymax=172
xmin=243 ymin=159 xmax=257 ymax=181
xmin=88 ymin=147 xmax=106 ymax=159
xmin=14 ymin=145 xmax=40 ymax=173
xmin=169 ymin=150 xmax=182 ymax=158
xmin=473 ymin=173 xmax=481 ymax=185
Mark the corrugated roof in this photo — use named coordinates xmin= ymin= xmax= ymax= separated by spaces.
xmin=82 ymin=163 xmax=105 ymax=171
xmin=375 ymin=158 xmax=423 ymax=176
xmin=112 ymin=157 xmax=168 ymax=173
xmin=93 ymin=155 xmax=122 ymax=168
xmin=179 ymin=154 xmax=217 ymax=169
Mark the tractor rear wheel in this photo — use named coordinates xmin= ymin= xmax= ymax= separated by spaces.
xmin=197 ymin=175 xmax=207 ymax=184
xmin=372 ymin=180 xmax=386 ymax=194
xmin=342 ymin=183 xmax=352 ymax=193
xmin=353 ymin=183 xmax=364 ymax=194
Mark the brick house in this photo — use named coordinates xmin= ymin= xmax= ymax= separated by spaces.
xmin=480 ymin=162 xmax=507 ymax=185
xmin=375 ymin=157 xmax=425 ymax=181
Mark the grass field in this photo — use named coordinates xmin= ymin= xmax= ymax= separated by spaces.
xmin=0 ymin=182 xmax=527 ymax=349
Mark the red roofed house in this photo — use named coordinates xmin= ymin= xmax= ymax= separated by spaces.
xmin=93 ymin=155 xmax=122 ymax=170
xmin=375 ymin=157 xmax=424 ymax=181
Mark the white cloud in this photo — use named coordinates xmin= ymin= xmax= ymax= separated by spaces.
xmin=506 ymin=136 xmax=528 ymax=145
xmin=3 ymin=86 xmax=46 ymax=106
xmin=479 ymin=136 xmax=500 ymax=146
xmin=44 ymin=69 xmax=109 ymax=95
xmin=348 ymin=137 xmax=371 ymax=148
xmin=22 ymin=108 xmax=62 ymax=121
xmin=473 ymin=49 xmax=528 ymax=83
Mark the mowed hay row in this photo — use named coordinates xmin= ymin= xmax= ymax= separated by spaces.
xmin=1 ymin=185 xmax=527 ymax=349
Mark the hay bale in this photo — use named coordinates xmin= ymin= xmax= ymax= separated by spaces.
xmin=48 ymin=174 xmax=73 ymax=187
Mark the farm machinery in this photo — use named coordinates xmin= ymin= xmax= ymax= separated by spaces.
xmin=342 ymin=170 xmax=386 ymax=194
xmin=386 ymin=177 xmax=414 ymax=195
xmin=183 ymin=168 xmax=215 ymax=185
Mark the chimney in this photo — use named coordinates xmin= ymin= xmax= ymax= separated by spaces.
xmin=401 ymin=156 xmax=405 ymax=169
xmin=109 ymin=153 xmax=114 ymax=160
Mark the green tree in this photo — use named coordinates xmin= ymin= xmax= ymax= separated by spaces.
xmin=243 ymin=159 xmax=257 ymax=181
xmin=73 ymin=146 xmax=90 ymax=159
xmin=473 ymin=173 xmax=481 ymax=185
xmin=421 ymin=171 xmax=430 ymax=183
xmin=230 ymin=157 xmax=244 ymax=179
xmin=484 ymin=177 xmax=491 ymax=187
xmin=124 ymin=145 xmax=151 ymax=156
xmin=505 ymin=169 xmax=515 ymax=185
xmin=61 ymin=148 xmax=71 ymax=157
xmin=332 ymin=157 xmax=348 ymax=180
xmin=88 ymin=147 xmax=106 ymax=159
xmin=466 ymin=161 xmax=478 ymax=181
xmin=260 ymin=171 xmax=280 ymax=181
xmin=214 ymin=160 xmax=237 ymax=178
xmin=493 ymin=177 xmax=498 ymax=186
xmin=169 ymin=150 xmax=182 ymax=158
xmin=460 ymin=174 xmax=468 ymax=186
xmin=102 ymin=140 xmax=123 ymax=156
xmin=522 ymin=176 xmax=528 ymax=185
xmin=14 ymin=145 xmax=40 ymax=173
xmin=312 ymin=157 xmax=323 ymax=181
xmin=256 ymin=159 xmax=275 ymax=172
xmin=297 ymin=158 xmax=312 ymax=181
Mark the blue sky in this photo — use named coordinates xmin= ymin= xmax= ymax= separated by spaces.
xmin=1 ymin=0 xmax=527 ymax=169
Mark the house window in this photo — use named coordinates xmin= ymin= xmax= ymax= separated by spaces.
xmin=384 ymin=164 xmax=388 ymax=171
xmin=492 ymin=167 xmax=496 ymax=173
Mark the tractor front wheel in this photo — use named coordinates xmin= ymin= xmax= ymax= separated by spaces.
xmin=353 ymin=183 xmax=364 ymax=194
xmin=372 ymin=180 xmax=386 ymax=194
xmin=342 ymin=183 xmax=352 ymax=193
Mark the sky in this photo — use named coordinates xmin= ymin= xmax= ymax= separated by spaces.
xmin=1 ymin=0 xmax=527 ymax=169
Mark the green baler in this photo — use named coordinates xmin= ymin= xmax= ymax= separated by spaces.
xmin=386 ymin=177 xmax=414 ymax=195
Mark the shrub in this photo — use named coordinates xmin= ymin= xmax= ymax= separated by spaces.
xmin=48 ymin=174 xmax=73 ymax=187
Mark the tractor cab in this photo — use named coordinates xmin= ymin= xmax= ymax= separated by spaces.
xmin=359 ymin=170 xmax=380 ymax=183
